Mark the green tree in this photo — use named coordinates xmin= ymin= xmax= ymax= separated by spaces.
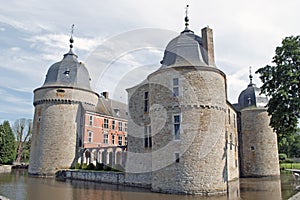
xmin=256 ymin=35 xmax=300 ymax=138
xmin=0 ymin=121 xmax=16 ymax=164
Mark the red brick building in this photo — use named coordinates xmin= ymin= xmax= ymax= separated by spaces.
xmin=80 ymin=92 xmax=128 ymax=167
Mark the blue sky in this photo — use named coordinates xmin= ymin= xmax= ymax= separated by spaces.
xmin=0 ymin=0 xmax=300 ymax=124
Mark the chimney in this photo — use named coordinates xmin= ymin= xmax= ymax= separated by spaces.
xmin=201 ymin=26 xmax=215 ymax=66
xmin=102 ymin=92 xmax=109 ymax=99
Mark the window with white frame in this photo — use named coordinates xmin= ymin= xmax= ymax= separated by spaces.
xmin=103 ymin=134 xmax=108 ymax=144
xmin=88 ymin=130 xmax=93 ymax=143
xmin=124 ymin=123 xmax=127 ymax=132
xmin=118 ymin=135 xmax=123 ymax=145
xmin=118 ymin=122 xmax=123 ymax=131
xmin=144 ymin=125 xmax=152 ymax=148
xmin=173 ymin=114 xmax=181 ymax=140
xmin=104 ymin=118 xmax=109 ymax=129
xmin=89 ymin=116 xmax=93 ymax=126
xmin=112 ymin=120 xmax=115 ymax=130
xmin=112 ymin=134 xmax=115 ymax=144
xmin=144 ymin=91 xmax=149 ymax=112
xmin=173 ymin=78 xmax=179 ymax=97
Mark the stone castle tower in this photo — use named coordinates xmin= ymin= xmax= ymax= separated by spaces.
xmin=29 ymin=37 xmax=99 ymax=176
xmin=236 ymin=71 xmax=280 ymax=177
xmin=126 ymin=13 xmax=239 ymax=195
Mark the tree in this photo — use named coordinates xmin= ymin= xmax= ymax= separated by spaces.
xmin=13 ymin=118 xmax=32 ymax=163
xmin=256 ymin=35 xmax=300 ymax=138
xmin=0 ymin=121 xmax=16 ymax=164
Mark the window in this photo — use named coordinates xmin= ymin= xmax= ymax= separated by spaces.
xmin=233 ymin=114 xmax=236 ymax=128
xmin=124 ymin=123 xmax=127 ymax=132
xmin=112 ymin=134 xmax=115 ymax=144
xmin=88 ymin=131 xmax=93 ymax=143
xmin=174 ymin=114 xmax=181 ymax=140
xmin=229 ymin=133 xmax=233 ymax=150
xmin=228 ymin=109 xmax=231 ymax=124
xmin=118 ymin=122 xmax=123 ymax=131
xmin=175 ymin=153 xmax=180 ymax=163
xmin=173 ymin=78 xmax=179 ymax=96
xmin=104 ymin=118 xmax=109 ymax=129
xmin=125 ymin=136 xmax=128 ymax=146
xmin=103 ymin=134 xmax=108 ymax=144
xmin=89 ymin=116 xmax=93 ymax=126
xmin=112 ymin=120 xmax=115 ymax=130
xmin=118 ymin=135 xmax=123 ymax=145
xmin=144 ymin=125 xmax=152 ymax=148
xmin=144 ymin=91 xmax=149 ymax=112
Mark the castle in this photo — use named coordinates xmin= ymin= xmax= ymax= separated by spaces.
xmin=29 ymin=10 xmax=280 ymax=195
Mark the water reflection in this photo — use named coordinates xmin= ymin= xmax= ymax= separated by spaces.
xmin=0 ymin=170 xmax=298 ymax=200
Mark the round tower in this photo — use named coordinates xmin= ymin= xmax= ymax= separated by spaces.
xmin=237 ymin=70 xmax=280 ymax=177
xmin=29 ymin=36 xmax=99 ymax=176
xmin=147 ymin=15 xmax=228 ymax=194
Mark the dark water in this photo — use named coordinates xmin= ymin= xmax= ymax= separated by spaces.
xmin=0 ymin=170 xmax=298 ymax=200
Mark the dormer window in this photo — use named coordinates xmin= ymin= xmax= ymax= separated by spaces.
xmin=64 ymin=70 xmax=70 ymax=76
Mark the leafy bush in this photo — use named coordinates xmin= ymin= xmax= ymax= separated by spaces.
xmin=75 ymin=162 xmax=81 ymax=169
xmin=285 ymin=158 xmax=294 ymax=163
xmin=81 ymin=163 xmax=88 ymax=170
xmin=279 ymin=153 xmax=287 ymax=161
xmin=103 ymin=165 xmax=112 ymax=171
xmin=87 ymin=163 xmax=95 ymax=170
xmin=95 ymin=162 xmax=104 ymax=171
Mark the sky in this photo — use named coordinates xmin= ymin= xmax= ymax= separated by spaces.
xmin=0 ymin=0 xmax=299 ymax=124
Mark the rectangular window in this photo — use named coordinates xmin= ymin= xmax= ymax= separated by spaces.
xmin=88 ymin=131 xmax=93 ymax=143
xmin=144 ymin=125 xmax=152 ymax=148
xmin=118 ymin=135 xmax=123 ymax=145
xmin=144 ymin=91 xmax=149 ymax=112
xmin=175 ymin=153 xmax=180 ymax=163
xmin=228 ymin=109 xmax=231 ymax=124
xmin=118 ymin=122 xmax=123 ymax=131
xmin=112 ymin=120 xmax=115 ymax=130
xmin=230 ymin=133 xmax=233 ymax=150
xmin=112 ymin=134 xmax=115 ymax=144
xmin=173 ymin=78 xmax=179 ymax=96
xmin=125 ymin=136 xmax=128 ymax=146
xmin=124 ymin=123 xmax=127 ymax=132
xmin=89 ymin=116 xmax=93 ymax=126
xmin=104 ymin=118 xmax=109 ymax=129
xmin=174 ymin=114 xmax=181 ymax=140
xmin=233 ymin=114 xmax=236 ymax=128
xmin=103 ymin=134 xmax=108 ymax=144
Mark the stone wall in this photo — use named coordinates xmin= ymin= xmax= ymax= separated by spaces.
xmin=0 ymin=165 xmax=12 ymax=173
xmin=29 ymin=87 xmax=98 ymax=176
xmin=239 ymin=108 xmax=280 ymax=177
xmin=147 ymin=67 xmax=228 ymax=195
xmin=56 ymin=170 xmax=151 ymax=188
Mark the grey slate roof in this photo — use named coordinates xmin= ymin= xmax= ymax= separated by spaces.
xmin=42 ymin=49 xmax=92 ymax=91
xmin=160 ymin=30 xmax=208 ymax=68
xmin=237 ymin=83 xmax=268 ymax=110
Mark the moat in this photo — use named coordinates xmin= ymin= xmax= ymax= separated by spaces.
xmin=0 ymin=169 xmax=298 ymax=200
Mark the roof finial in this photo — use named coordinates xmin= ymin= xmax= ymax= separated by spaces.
xmin=69 ymin=24 xmax=74 ymax=49
xmin=184 ymin=5 xmax=189 ymax=28
xmin=249 ymin=66 xmax=253 ymax=86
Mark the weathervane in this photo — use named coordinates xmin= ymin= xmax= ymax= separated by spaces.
xmin=70 ymin=24 xmax=75 ymax=49
xmin=184 ymin=5 xmax=189 ymax=28
xmin=249 ymin=66 xmax=253 ymax=86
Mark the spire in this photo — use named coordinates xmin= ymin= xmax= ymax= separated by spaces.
xmin=182 ymin=5 xmax=193 ymax=33
xmin=69 ymin=24 xmax=75 ymax=49
xmin=248 ymin=66 xmax=254 ymax=87
xmin=64 ymin=24 xmax=78 ymax=58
